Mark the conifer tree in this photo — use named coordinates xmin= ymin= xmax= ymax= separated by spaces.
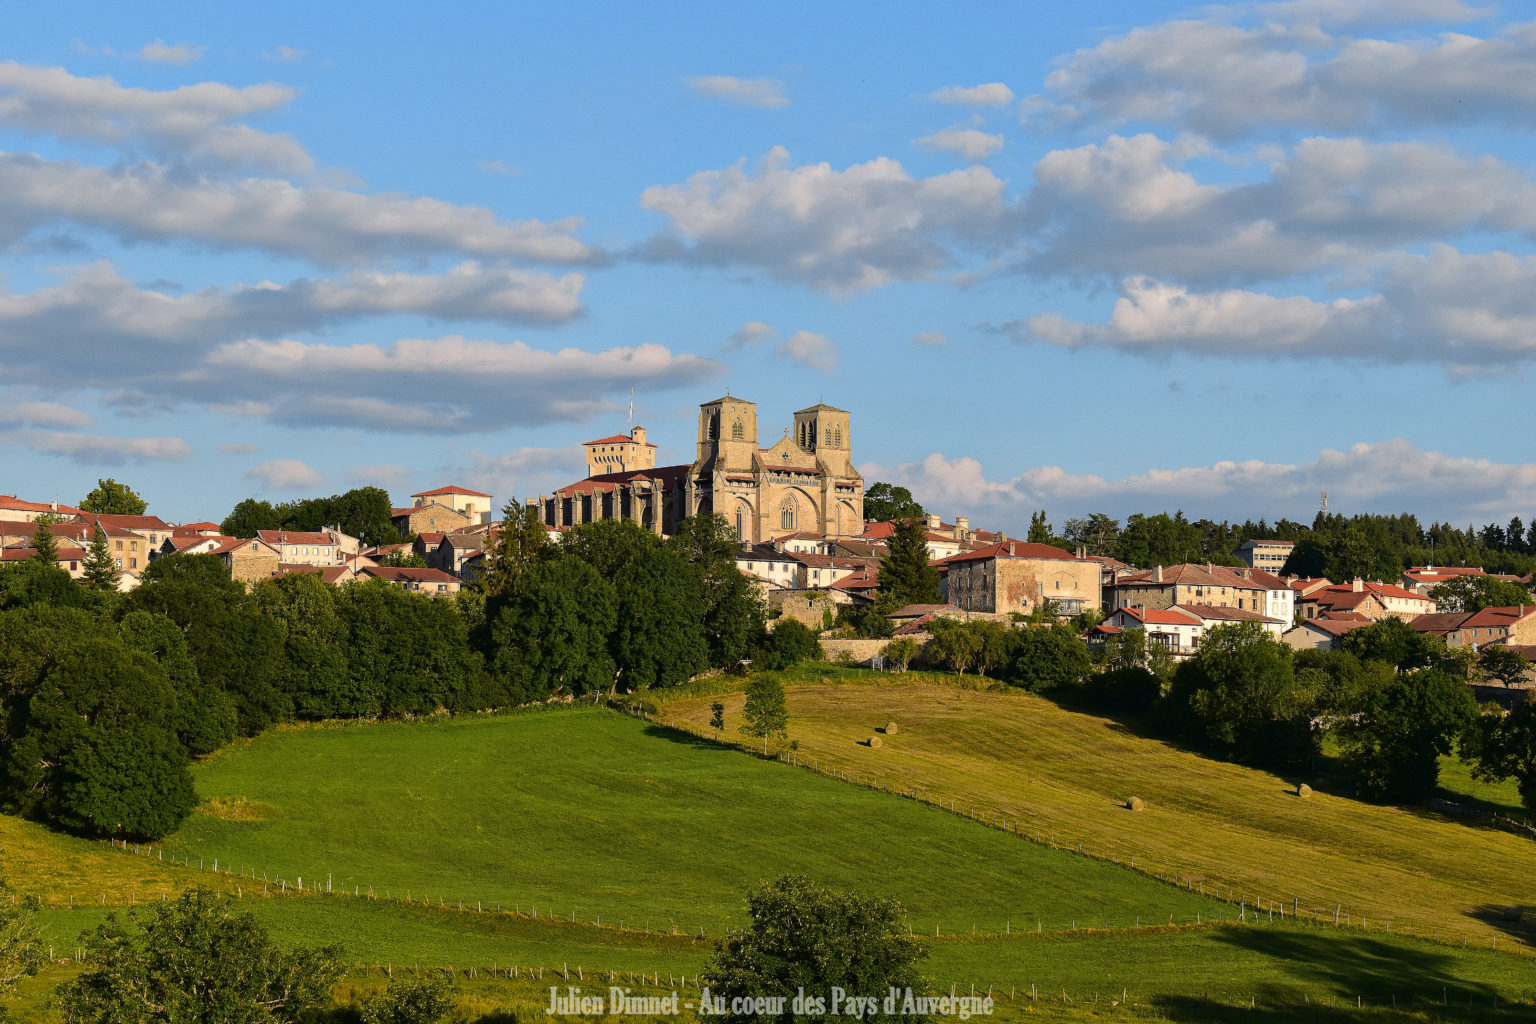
xmin=877 ymin=517 xmax=940 ymax=607
xmin=81 ymin=527 xmax=118 ymax=590
xmin=479 ymin=499 xmax=548 ymax=597
xmin=29 ymin=520 xmax=59 ymax=565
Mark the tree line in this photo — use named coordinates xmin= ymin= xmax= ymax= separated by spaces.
xmin=0 ymin=509 xmax=799 ymax=842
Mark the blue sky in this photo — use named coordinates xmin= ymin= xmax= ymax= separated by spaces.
xmin=2 ymin=0 xmax=1534 ymax=532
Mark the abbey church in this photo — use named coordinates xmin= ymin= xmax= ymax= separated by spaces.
xmin=531 ymin=396 xmax=865 ymax=542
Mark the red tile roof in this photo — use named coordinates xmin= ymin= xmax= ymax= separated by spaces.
xmin=554 ymin=464 xmax=690 ymax=497
xmin=1294 ymin=618 xmax=1368 ymax=637
xmin=1176 ymin=603 xmax=1283 ymax=624
xmin=1461 ymin=605 xmax=1536 ymax=629
xmin=1115 ymin=606 xmax=1200 ymax=626
xmin=359 ymin=566 xmax=459 ymax=584
xmin=583 ymin=434 xmax=657 ymax=448
xmin=0 ymin=495 xmax=82 ymax=515
xmin=256 ymin=530 xmax=339 ymax=546
xmin=1 ymin=547 xmax=86 ymax=561
xmin=172 ymin=522 xmax=222 ymax=535
xmin=938 ymin=539 xmax=1078 ymax=566
xmin=411 ymin=485 xmax=492 ymax=498
xmin=75 ymin=512 xmax=172 ymax=531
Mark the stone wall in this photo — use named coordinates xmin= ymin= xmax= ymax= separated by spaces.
xmin=821 ymin=637 xmax=901 ymax=666
xmin=771 ymin=591 xmax=838 ymax=630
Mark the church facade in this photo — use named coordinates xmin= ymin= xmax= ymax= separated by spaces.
xmin=531 ymin=396 xmax=864 ymax=542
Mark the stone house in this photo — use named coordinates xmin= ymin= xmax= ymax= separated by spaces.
xmin=357 ymin=565 xmax=462 ymax=596
xmin=391 ymin=502 xmax=472 ymax=539
xmin=940 ymin=539 xmax=1102 ymax=617
xmin=411 ymin=485 xmax=494 ymax=525
xmin=211 ymin=538 xmax=282 ymax=586
xmin=1107 ymin=563 xmax=1267 ymax=615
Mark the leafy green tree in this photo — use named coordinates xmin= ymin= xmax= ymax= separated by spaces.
xmin=6 ymin=637 xmax=194 ymax=838
xmin=701 ymin=876 xmax=929 ymax=1024
xmin=60 ymin=888 xmax=342 ymax=1024
xmin=740 ymin=676 xmax=789 ymax=753
xmin=220 ymin=498 xmax=282 ymax=539
xmin=478 ymin=499 xmax=548 ymax=597
xmin=762 ymin=619 xmax=822 ymax=670
xmin=1062 ymin=514 xmax=1120 ymax=557
xmin=359 ymin=977 xmax=455 ymax=1024
xmin=378 ymin=548 xmax=428 ymax=568
xmin=1340 ymin=616 xmax=1445 ymax=672
xmin=671 ymin=514 xmax=767 ymax=668
xmin=877 ymin=517 xmax=940 ymax=607
xmin=1341 ymin=669 xmax=1476 ymax=801
xmin=709 ymin=701 xmax=725 ymax=737
xmin=1429 ymin=575 xmax=1535 ymax=613
xmin=924 ymin=618 xmax=981 ymax=674
xmin=336 ymin=579 xmax=474 ymax=716
xmin=611 ymin=545 xmax=708 ymax=689
xmin=1480 ymin=645 xmax=1531 ymax=687
xmin=1099 ymin=627 xmax=1148 ymax=672
xmin=0 ymin=879 xmax=45 ymax=1002
xmin=251 ymin=573 xmax=351 ymax=719
xmin=862 ymin=482 xmax=925 ymax=523
xmin=1467 ymin=700 xmax=1536 ymax=817
xmin=485 ymin=555 xmax=617 ymax=701
xmin=79 ymin=478 xmax=147 ymax=516
xmin=0 ymin=560 xmax=91 ymax=611
xmin=80 ymin=528 xmax=118 ymax=590
xmin=1027 ymin=510 xmax=1056 ymax=545
xmin=118 ymin=610 xmax=236 ymax=755
xmin=1001 ymin=624 xmax=1090 ymax=691
xmin=1167 ymin=621 xmax=1314 ymax=768
xmin=880 ymin=637 xmax=919 ymax=672
xmin=1291 ymin=649 xmax=1394 ymax=717
xmin=28 ymin=521 xmax=58 ymax=565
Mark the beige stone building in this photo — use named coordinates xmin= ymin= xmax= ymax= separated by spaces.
xmin=411 ymin=486 xmax=494 ymax=524
xmin=1237 ymin=539 xmax=1294 ymax=572
xmin=0 ymin=494 xmax=82 ymax=522
xmin=941 ymin=539 xmax=1102 ymax=617
xmin=533 ymin=396 xmax=865 ymax=541
xmin=391 ymin=502 xmax=472 ymax=538
xmin=212 ymin=538 xmax=282 ymax=586
xmin=1108 ymin=563 xmax=1268 ymax=615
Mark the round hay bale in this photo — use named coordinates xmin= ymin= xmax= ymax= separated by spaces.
xmin=884 ymin=721 xmax=899 ymax=735
xmin=868 ymin=735 xmax=883 ymax=748
xmin=1297 ymin=783 xmax=1312 ymax=799
xmin=820 ymin=676 xmax=832 ymax=685
xmin=1126 ymin=796 xmax=1144 ymax=812
xmin=1503 ymin=905 xmax=1524 ymax=923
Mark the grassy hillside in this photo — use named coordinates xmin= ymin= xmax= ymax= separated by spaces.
xmin=658 ymin=674 xmax=1536 ymax=952
xmin=152 ymin=706 xmax=1220 ymax=934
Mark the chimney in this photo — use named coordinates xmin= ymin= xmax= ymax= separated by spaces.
xmin=955 ymin=515 xmax=969 ymax=535
xmin=1352 ymin=577 xmax=1364 ymax=592
xmin=925 ymin=513 xmax=941 ymax=530
xmin=1206 ymin=561 xmax=1213 ymax=574
xmin=1154 ymin=565 xmax=1163 ymax=584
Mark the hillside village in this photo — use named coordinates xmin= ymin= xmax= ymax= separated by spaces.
xmin=4 ymin=395 xmax=1533 ymax=685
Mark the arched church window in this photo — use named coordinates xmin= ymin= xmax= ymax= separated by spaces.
xmin=732 ymin=419 xmax=744 ymax=440
xmin=780 ymin=500 xmax=796 ymax=531
xmin=831 ymin=426 xmax=842 ymax=447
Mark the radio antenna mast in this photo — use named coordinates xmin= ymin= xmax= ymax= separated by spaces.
xmin=1320 ymin=490 xmax=1328 ymax=515
xmin=627 ymin=386 xmax=634 ymax=431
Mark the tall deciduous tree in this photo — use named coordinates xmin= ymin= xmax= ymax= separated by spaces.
xmin=485 ymin=555 xmax=617 ymax=701
xmin=1341 ymin=669 xmax=1476 ymax=801
xmin=220 ymin=498 xmax=283 ymax=538
xmin=740 ymin=675 xmax=788 ymax=753
xmin=862 ymin=482 xmax=924 ymax=523
xmin=80 ymin=528 xmax=118 ymax=590
xmin=878 ymin=517 xmax=940 ymax=607
xmin=701 ymin=876 xmax=929 ymax=1024
xmin=1468 ymin=700 xmax=1536 ymax=817
xmin=1428 ymin=575 xmax=1534 ymax=614
xmin=79 ymin=478 xmax=147 ymax=516
xmin=479 ymin=499 xmax=548 ymax=598
xmin=0 ymin=879 xmax=45 ymax=999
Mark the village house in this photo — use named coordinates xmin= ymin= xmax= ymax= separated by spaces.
xmin=1283 ymin=616 xmax=1371 ymax=651
xmin=391 ymin=502 xmax=472 ymax=538
xmin=940 ymin=539 xmax=1102 ymax=617
xmin=0 ymin=544 xmax=88 ymax=579
xmin=1237 ymin=539 xmax=1294 ymax=572
xmin=211 ymin=537 xmax=283 ymax=586
xmin=72 ymin=512 xmax=175 ymax=559
xmin=1409 ymin=606 xmax=1536 ymax=649
xmin=411 ymin=485 xmax=494 ymax=525
xmin=1106 ymin=563 xmax=1266 ymax=615
xmin=255 ymin=528 xmax=358 ymax=566
xmin=357 ymin=565 xmax=462 ymax=596
xmin=0 ymin=494 xmax=82 ymax=522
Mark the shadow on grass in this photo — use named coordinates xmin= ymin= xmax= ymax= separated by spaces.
xmin=1468 ymin=904 xmax=1536 ymax=948
xmin=1196 ymin=926 xmax=1502 ymax=1005
xmin=639 ymin=723 xmax=737 ymax=753
xmin=1151 ymin=993 xmax=1532 ymax=1022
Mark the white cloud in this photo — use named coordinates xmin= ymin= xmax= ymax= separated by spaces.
xmin=190 ymin=335 xmax=724 ymax=431
xmin=862 ymin=440 xmax=1536 ymax=528
xmin=1 ymin=429 xmax=191 ymax=463
xmin=458 ymin=445 xmax=586 ymax=505
xmin=912 ymin=331 xmax=948 ymax=347
xmin=688 ymin=75 xmax=787 ymax=109
xmin=915 ymin=127 xmax=1003 ymax=162
xmin=930 ymin=82 xmax=1014 ymax=106
xmin=1011 ymin=245 xmax=1536 ymax=366
xmin=777 ymin=330 xmax=836 ymax=372
xmin=262 ymin=45 xmax=306 ymax=62
xmin=0 ymin=61 xmax=310 ymax=173
xmin=1025 ymin=16 xmax=1536 ymax=138
xmin=640 ymin=146 xmax=1011 ymax=292
xmin=0 ymin=261 xmax=587 ymax=387
xmin=218 ymin=441 xmax=259 ymax=454
xmin=477 ymin=159 xmax=515 ymax=176
xmin=0 ymin=153 xmax=598 ymax=265
xmin=1021 ymin=134 xmax=1536 ymax=284
xmin=246 ymin=458 xmax=322 ymax=490
xmin=728 ymin=321 xmax=774 ymax=347
xmin=0 ymin=399 xmax=92 ymax=427
xmin=138 ymin=40 xmax=205 ymax=65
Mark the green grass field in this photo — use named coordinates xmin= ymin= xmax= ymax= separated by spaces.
xmin=154 ymin=706 xmax=1221 ymax=934
xmin=658 ymin=673 xmax=1536 ymax=953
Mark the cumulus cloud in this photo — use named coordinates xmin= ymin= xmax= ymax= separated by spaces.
xmin=0 ymin=399 xmax=92 ymax=427
xmin=138 ymin=40 xmax=205 ymax=65
xmin=1021 ymin=134 xmax=1536 ymax=285
xmin=727 ymin=321 xmax=774 ymax=347
xmin=246 ymin=458 xmax=323 ymax=490
xmin=1010 ymin=245 xmax=1536 ymax=366
xmin=1 ymin=429 xmax=191 ymax=463
xmin=777 ymin=330 xmax=837 ymax=371
xmin=930 ymin=82 xmax=1014 ymax=106
xmin=1025 ymin=16 xmax=1536 ymax=138
xmin=0 ymin=153 xmax=597 ymax=265
xmin=688 ymin=75 xmax=788 ymax=108
xmin=458 ymin=445 xmax=586 ymax=504
xmin=915 ymin=127 xmax=1003 ymax=162
xmin=0 ymin=61 xmax=310 ymax=173
xmin=640 ymin=146 xmax=1011 ymax=292
xmin=0 ymin=261 xmax=587 ymax=387
xmin=188 ymin=335 xmax=724 ymax=432
xmin=912 ymin=331 xmax=948 ymax=347
xmin=862 ymin=440 xmax=1536 ymax=528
